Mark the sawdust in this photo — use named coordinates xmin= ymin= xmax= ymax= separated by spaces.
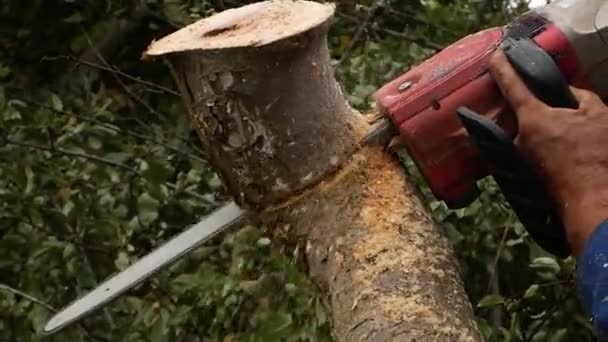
xmin=340 ymin=147 xmax=471 ymax=337
xmin=144 ymin=0 xmax=334 ymax=57
xmin=352 ymin=150 xmax=427 ymax=283
xmin=261 ymin=152 xmax=362 ymax=213
xmin=379 ymin=293 xmax=441 ymax=325
xmin=264 ymin=142 xmax=480 ymax=339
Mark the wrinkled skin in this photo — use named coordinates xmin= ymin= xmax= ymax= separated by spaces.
xmin=489 ymin=52 xmax=608 ymax=256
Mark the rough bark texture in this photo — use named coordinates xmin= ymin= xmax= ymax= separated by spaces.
xmin=145 ymin=1 xmax=482 ymax=340
xmin=146 ymin=0 xmax=357 ymax=207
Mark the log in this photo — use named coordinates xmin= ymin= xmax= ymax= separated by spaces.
xmin=144 ymin=1 xmax=482 ymax=340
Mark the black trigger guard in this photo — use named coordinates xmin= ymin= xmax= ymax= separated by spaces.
xmin=457 ymin=107 xmax=570 ymax=257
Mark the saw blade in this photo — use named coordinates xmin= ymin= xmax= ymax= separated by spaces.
xmin=43 ymin=201 xmax=247 ymax=335
xmin=362 ymin=117 xmax=395 ymax=147
xmin=43 ymin=117 xmax=397 ymax=335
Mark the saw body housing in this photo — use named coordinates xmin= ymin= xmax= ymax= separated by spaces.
xmin=375 ymin=4 xmax=608 ymax=208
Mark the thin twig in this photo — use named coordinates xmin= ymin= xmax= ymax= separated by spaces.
xmin=67 ymin=216 xmax=118 ymax=331
xmin=165 ymin=182 xmax=217 ymax=204
xmin=4 ymin=138 xmax=214 ymax=204
xmin=354 ymin=4 xmax=453 ymax=37
xmin=0 ymin=284 xmax=56 ymax=312
xmin=487 ymin=225 xmax=510 ymax=293
xmin=525 ymin=302 xmax=560 ymax=341
xmin=378 ymin=26 xmax=445 ymax=51
xmin=334 ymin=6 xmax=379 ymax=68
xmin=42 ymin=55 xmax=179 ymax=96
xmin=487 ymin=226 xmax=510 ymax=329
xmin=22 ymin=98 xmax=207 ymax=164
xmin=0 ymin=283 xmax=104 ymax=340
xmin=5 ymin=138 xmax=138 ymax=173
xmin=81 ymin=30 xmax=163 ymax=118
xmin=382 ymin=7 xmax=454 ymax=36
xmin=337 ymin=12 xmax=444 ymax=51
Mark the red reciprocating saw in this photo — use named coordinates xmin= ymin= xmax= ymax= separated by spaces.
xmin=374 ymin=0 xmax=608 ymax=257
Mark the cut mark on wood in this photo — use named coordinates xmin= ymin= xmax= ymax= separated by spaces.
xmin=202 ymin=25 xmax=240 ymax=37
xmin=144 ymin=0 xmax=335 ymax=57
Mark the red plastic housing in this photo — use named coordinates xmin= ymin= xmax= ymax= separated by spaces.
xmin=374 ymin=23 xmax=582 ymax=208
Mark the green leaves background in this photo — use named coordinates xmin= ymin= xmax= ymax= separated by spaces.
xmin=0 ymin=0 xmax=595 ymax=341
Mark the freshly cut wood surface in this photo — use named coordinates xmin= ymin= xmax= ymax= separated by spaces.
xmin=145 ymin=0 xmax=334 ymax=56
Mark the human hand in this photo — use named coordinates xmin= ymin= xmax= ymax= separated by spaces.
xmin=488 ymin=51 xmax=608 ymax=256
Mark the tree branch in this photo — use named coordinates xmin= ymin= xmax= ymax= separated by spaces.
xmin=377 ymin=6 xmax=454 ymax=37
xmin=0 ymin=283 xmax=105 ymax=340
xmin=3 ymin=138 xmax=214 ymax=204
xmin=337 ymin=12 xmax=445 ymax=51
xmin=487 ymin=225 xmax=510 ymax=293
xmin=21 ymin=98 xmax=207 ymax=164
xmin=333 ymin=5 xmax=379 ymax=68
xmin=4 ymin=138 xmax=139 ymax=174
xmin=146 ymin=2 xmax=481 ymax=339
xmin=5 ymin=138 xmax=138 ymax=173
xmin=82 ymin=30 xmax=163 ymax=118
xmin=42 ymin=55 xmax=179 ymax=96
xmin=0 ymin=284 xmax=56 ymax=312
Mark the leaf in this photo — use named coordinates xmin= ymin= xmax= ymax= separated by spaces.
xmin=256 ymin=237 xmax=271 ymax=248
xmin=63 ymin=12 xmax=85 ymax=23
xmin=0 ymin=64 xmax=10 ymax=78
xmin=50 ymin=93 xmax=63 ymax=111
xmin=207 ymin=173 xmax=223 ymax=190
xmin=24 ymin=166 xmax=34 ymax=194
xmin=254 ymin=311 xmax=293 ymax=340
xmin=169 ymin=306 xmax=192 ymax=326
xmin=63 ymin=243 xmax=76 ymax=258
xmin=171 ymin=273 xmax=201 ymax=294
xmin=523 ymin=284 xmax=540 ymax=299
xmin=143 ymin=159 xmax=169 ymax=185
xmin=104 ymin=152 xmax=131 ymax=164
xmin=137 ymin=192 xmax=160 ymax=227
xmin=150 ymin=309 xmax=168 ymax=342
xmin=549 ymin=328 xmax=568 ymax=341
xmin=27 ymin=304 xmax=50 ymax=333
xmin=124 ymin=296 xmax=143 ymax=313
xmin=87 ymin=136 xmax=103 ymax=150
xmin=477 ymin=294 xmax=505 ymax=308
xmin=284 ymin=283 xmax=296 ymax=295
xmin=142 ymin=302 xmax=159 ymax=326
xmin=115 ymin=251 xmax=130 ymax=270
xmin=509 ymin=312 xmax=521 ymax=339
xmin=4 ymin=105 xmax=21 ymax=121
xmin=429 ymin=201 xmax=442 ymax=211
xmin=62 ymin=200 xmax=74 ymax=217
xmin=506 ymin=238 xmax=524 ymax=247
xmin=530 ymin=257 xmax=560 ymax=274
xmin=315 ymin=298 xmax=328 ymax=325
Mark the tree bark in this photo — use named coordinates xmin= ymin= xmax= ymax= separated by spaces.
xmin=144 ymin=1 xmax=482 ymax=340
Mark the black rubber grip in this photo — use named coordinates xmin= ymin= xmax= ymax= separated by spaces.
xmin=457 ymin=107 xmax=570 ymax=257
xmin=502 ymin=37 xmax=578 ymax=109
xmin=456 ymin=37 xmax=578 ymax=257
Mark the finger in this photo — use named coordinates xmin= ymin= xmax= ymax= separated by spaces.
xmin=570 ymin=87 xmax=606 ymax=113
xmin=489 ymin=52 xmax=545 ymax=112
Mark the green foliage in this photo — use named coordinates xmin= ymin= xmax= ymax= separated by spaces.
xmin=0 ymin=0 xmax=597 ymax=341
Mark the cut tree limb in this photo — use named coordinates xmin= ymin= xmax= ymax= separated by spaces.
xmin=144 ymin=1 xmax=481 ymax=340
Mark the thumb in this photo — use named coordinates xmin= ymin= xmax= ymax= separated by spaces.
xmin=488 ymin=51 xmax=546 ymax=113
